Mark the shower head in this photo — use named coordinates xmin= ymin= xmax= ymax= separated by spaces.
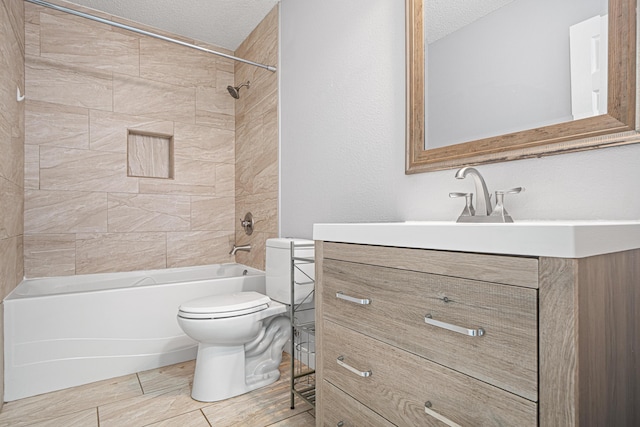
xmin=227 ymin=81 xmax=250 ymax=99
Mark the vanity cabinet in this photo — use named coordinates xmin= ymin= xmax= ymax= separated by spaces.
xmin=315 ymin=241 xmax=640 ymax=426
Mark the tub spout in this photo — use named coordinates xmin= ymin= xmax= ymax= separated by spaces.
xmin=230 ymin=244 xmax=251 ymax=255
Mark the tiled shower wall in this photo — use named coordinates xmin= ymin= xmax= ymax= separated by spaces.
xmin=0 ymin=0 xmax=25 ymax=292
xmin=234 ymin=6 xmax=279 ymax=270
xmin=1 ymin=0 xmax=25 ymax=407
xmin=22 ymin=0 xmax=267 ymax=277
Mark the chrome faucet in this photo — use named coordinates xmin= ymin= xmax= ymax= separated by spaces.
xmin=455 ymin=167 xmax=492 ymax=216
xmin=229 ymin=244 xmax=251 ymax=255
xmin=451 ymin=167 xmax=524 ymax=223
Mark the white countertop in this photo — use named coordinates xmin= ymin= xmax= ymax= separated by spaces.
xmin=312 ymin=220 xmax=640 ymax=258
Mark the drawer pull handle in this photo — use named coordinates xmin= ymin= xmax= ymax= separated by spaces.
xmin=424 ymin=314 xmax=485 ymax=337
xmin=336 ymin=291 xmax=371 ymax=305
xmin=337 ymin=356 xmax=372 ymax=377
xmin=425 ymin=401 xmax=462 ymax=427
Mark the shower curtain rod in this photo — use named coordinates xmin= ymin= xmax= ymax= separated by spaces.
xmin=25 ymin=0 xmax=277 ymax=72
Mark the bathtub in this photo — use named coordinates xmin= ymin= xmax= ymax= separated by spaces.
xmin=3 ymin=263 xmax=265 ymax=401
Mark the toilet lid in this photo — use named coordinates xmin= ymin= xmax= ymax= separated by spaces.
xmin=178 ymin=291 xmax=271 ymax=318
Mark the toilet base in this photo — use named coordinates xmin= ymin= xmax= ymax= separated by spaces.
xmin=191 ymin=344 xmax=250 ymax=402
xmin=189 ymin=315 xmax=290 ymax=402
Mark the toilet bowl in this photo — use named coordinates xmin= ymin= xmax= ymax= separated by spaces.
xmin=177 ymin=291 xmax=290 ymax=402
xmin=176 ymin=238 xmax=313 ymax=402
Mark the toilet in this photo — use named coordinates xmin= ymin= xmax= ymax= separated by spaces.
xmin=177 ymin=238 xmax=313 ymax=402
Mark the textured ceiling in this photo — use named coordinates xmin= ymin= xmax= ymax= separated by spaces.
xmin=66 ymin=0 xmax=280 ymax=51
xmin=62 ymin=1 xmax=510 ymax=51
xmin=427 ymin=0 xmax=514 ymax=43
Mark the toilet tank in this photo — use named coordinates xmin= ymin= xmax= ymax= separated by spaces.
xmin=266 ymin=238 xmax=314 ymax=305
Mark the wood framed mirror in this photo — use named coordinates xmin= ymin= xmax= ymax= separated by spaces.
xmin=406 ymin=0 xmax=638 ymax=173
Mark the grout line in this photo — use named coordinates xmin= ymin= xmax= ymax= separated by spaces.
xmin=201 ymin=409 xmax=213 ymax=427
xmin=135 ymin=372 xmax=145 ymax=395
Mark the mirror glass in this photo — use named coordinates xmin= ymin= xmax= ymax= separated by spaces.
xmin=426 ymin=0 xmax=608 ymax=149
xmin=406 ymin=0 xmax=637 ymax=173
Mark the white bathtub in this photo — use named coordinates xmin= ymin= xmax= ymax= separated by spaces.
xmin=3 ymin=263 xmax=265 ymax=401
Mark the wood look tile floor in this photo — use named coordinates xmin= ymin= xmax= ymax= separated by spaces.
xmin=0 ymin=353 xmax=315 ymax=427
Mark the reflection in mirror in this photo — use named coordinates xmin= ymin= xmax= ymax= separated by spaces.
xmin=426 ymin=0 xmax=608 ymax=149
xmin=406 ymin=0 xmax=638 ymax=173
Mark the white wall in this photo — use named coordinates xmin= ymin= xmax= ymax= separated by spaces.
xmin=280 ymin=0 xmax=640 ymax=240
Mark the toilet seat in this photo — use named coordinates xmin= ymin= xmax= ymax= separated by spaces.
xmin=178 ymin=291 xmax=272 ymax=319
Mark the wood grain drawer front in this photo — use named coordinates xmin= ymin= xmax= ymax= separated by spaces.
xmin=323 ymin=242 xmax=539 ymax=288
xmin=321 ymin=380 xmax=395 ymax=427
xmin=322 ymin=320 xmax=537 ymax=426
xmin=323 ymin=259 xmax=538 ymax=401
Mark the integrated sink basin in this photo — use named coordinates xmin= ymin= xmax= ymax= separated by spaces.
xmin=312 ymin=220 xmax=640 ymax=258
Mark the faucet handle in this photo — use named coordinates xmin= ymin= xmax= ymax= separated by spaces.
xmin=490 ymin=187 xmax=524 ymax=222
xmin=496 ymin=187 xmax=524 ymax=196
xmin=449 ymin=192 xmax=475 ymax=218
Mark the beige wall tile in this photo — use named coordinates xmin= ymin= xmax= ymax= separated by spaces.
xmin=241 ymin=192 xmax=278 ymax=234
xmin=174 ymin=122 xmax=234 ymax=164
xmin=0 ymin=117 xmax=23 ymax=186
xmin=139 ymin=38 xmax=217 ymax=87
xmin=0 ymin=55 xmax=16 ymax=131
xmin=236 ymin=123 xmax=278 ymax=197
xmin=0 ymin=236 xmax=23 ymax=299
xmin=24 ymin=5 xmax=40 ymax=57
xmin=0 ymin=177 xmax=23 ymax=240
xmin=215 ymin=163 xmax=235 ymax=197
xmin=90 ymin=110 xmax=173 ymax=153
xmin=24 ymin=234 xmax=75 ymax=278
xmin=191 ymin=196 xmax=235 ymax=231
xmin=25 ymin=56 xmax=113 ymax=111
xmin=25 ymin=189 xmax=107 ymax=233
xmin=233 ymin=5 xmax=279 ymax=270
xmin=195 ymin=109 xmax=234 ymax=131
xmin=173 ymin=157 xmax=217 ymax=188
xmin=76 ymin=232 xmax=166 ymax=274
xmin=195 ymin=78 xmax=234 ymax=129
xmin=39 ymin=146 xmax=138 ymax=193
xmin=234 ymin=231 xmax=275 ymax=271
xmin=39 ymin=12 xmax=139 ymax=76
xmin=2 ymin=0 xmax=25 ymax=56
xmin=166 ymin=231 xmax=234 ymax=268
xmin=215 ymin=56 xmax=235 ymax=74
xmin=108 ymin=193 xmax=190 ymax=232
xmin=138 ymin=180 xmax=216 ymax=196
xmin=113 ymin=74 xmax=195 ymax=124
xmin=25 ymin=100 xmax=89 ymax=149
xmin=0 ymin=2 xmax=23 ymax=81
xmin=216 ymin=67 xmax=235 ymax=93
xmin=24 ymin=144 xmax=39 ymax=189
xmin=194 ymin=65 xmax=235 ymax=130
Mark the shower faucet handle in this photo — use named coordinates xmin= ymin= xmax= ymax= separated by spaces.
xmin=239 ymin=212 xmax=254 ymax=235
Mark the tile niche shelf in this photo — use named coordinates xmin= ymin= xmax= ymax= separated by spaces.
xmin=127 ymin=130 xmax=174 ymax=179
